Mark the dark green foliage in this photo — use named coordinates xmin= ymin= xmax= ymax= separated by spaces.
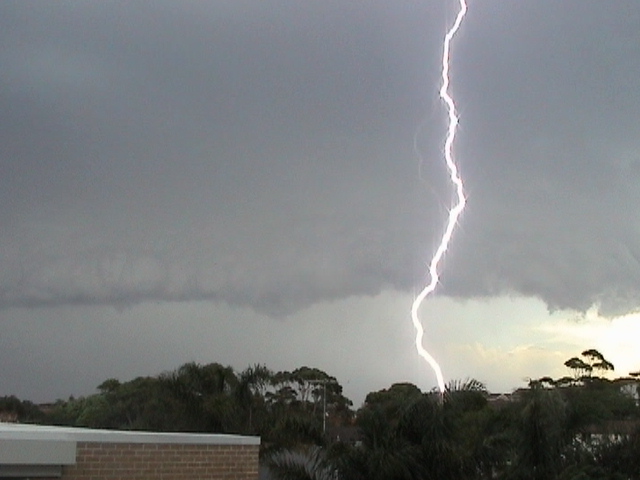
xmin=235 ymin=363 xmax=272 ymax=433
xmin=265 ymin=447 xmax=337 ymax=480
xmin=564 ymin=357 xmax=593 ymax=378
xmin=5 ymin=347 xmax=640 ymax=480
xmin=265 ymin=414 xmax=325 ymax=457
xmin=328 ymin=381 xmax=502 ymax=480
xmin=161 ymin=362 xmax=240 ymax=432
xmin=329 ymin=407 xmax=425 ymax=480
xmin=564 ymin=349 xmax=616 ymax=381
xmin=29 ymin=361 xmax=353 ymax=461
xmin=564 ymin=377 xmax=637 ymax=435
xmin=593 ymin=429 xmax=640 ymax=479
xmin=510 ymin=387 xmax=568 ymax=480
xmin=0 ymin=395 xmax=45 ymax=423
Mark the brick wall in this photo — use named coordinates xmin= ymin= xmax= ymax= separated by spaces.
xmin=55 ymin=442 xmax=259 ymax=480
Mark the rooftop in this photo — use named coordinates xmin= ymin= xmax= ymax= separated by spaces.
xmin=0 ymin=422 xmax=259 ymax=472
xmin=0 ymin=422 xmax=259 ymax=446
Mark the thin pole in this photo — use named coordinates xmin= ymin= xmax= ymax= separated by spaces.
xmin=323 ymin=382 xmax=327 ymax=434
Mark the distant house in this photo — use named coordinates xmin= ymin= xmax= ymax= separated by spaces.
xmin=0 ymin=422 xmax=259 ymax=479
xmin=0 ymin=411 xmax=18 ymax=423
xmin=485 ymin=388 xmax=531 ymax=408
xmin=326 ymin=425 xmax=362 ymax=445
xmin=486 ymin=393 xmax=512 ymax=409
xmin=614 ymin=378 xmax=640 ymax=404
xmin=576 ymin=419 xmax=640 ymax=451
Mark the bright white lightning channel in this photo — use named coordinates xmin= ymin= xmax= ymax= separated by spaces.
xmin=411 ymin=0 xmax=468 ymax=394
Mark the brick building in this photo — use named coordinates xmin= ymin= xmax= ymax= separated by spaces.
xmin=0 ymin=422 xmax=259 ymax=479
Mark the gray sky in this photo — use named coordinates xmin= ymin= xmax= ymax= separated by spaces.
xmin=2 ymin=1 xmax=640 ymax=405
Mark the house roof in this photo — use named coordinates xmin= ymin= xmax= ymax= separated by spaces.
xmin=583 ymin=419 xmax=640 ymax=436
xmin=0 ymin=422 xmax=259 ymax=446
xmin=0 ymin=422 xmax=259 ymax=467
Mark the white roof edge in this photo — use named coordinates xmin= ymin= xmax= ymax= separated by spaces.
xmin=0 ymin=439 xmax=76 ymax=465
xmin=0 ymin=423 xmax=260 ymax=446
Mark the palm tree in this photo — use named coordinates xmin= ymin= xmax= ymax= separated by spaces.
xmin=442 ymin=379 xmax=512 ymax=479
xmin=510 ymin=387 xmax=568 ymax=480
xmin=236 ymin=364 xmax=272 ymax=432
xmin=327 ymin=379 xmax=499 ymax=480
xmin=331 ymin=404 xmax=426 ymax=480
xmin=266 ymin=447 xmax=337 ymax=480
xmin=163 ymin=362 xmax=239 ymax=432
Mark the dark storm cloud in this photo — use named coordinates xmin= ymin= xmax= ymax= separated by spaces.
xmin=1 ymin=1 xmax=640 ymax=316
xmin=443 ymin=0 xmax=640 ymax=316
xmin=1 ymin=1 xmax=440 ymax=315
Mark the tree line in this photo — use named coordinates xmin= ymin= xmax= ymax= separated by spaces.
xmin=1 ymin=348 xmax=640 ymax=479
xmin=0 ymin=363 xmax=352 ymax=456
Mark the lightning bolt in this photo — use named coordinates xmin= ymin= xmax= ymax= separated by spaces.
xmin=411 ymin=0 xmax=468 ymax=394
